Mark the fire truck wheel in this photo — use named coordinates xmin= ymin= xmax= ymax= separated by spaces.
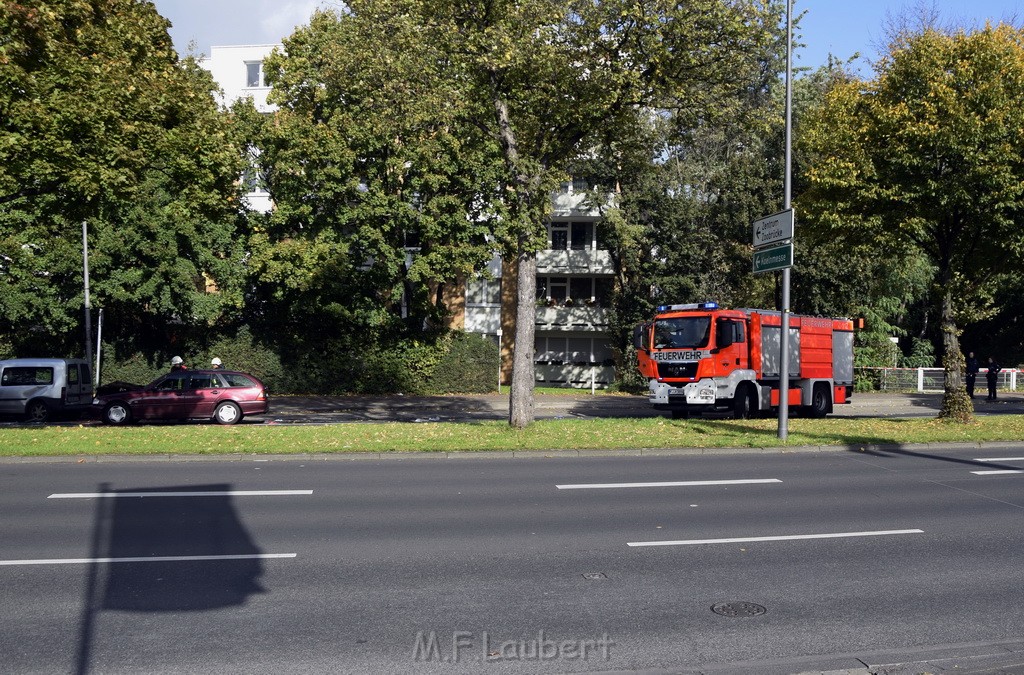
xmin=807 ymin=383 xmax=831 ymax=418
xmin=733 ymin=386 xmax=757 ymax=420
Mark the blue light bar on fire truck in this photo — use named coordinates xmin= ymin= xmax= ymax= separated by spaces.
xmin=656 ymin=301 xmax=719 ymax=312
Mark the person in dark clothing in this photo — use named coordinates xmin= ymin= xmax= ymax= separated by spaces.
xmin=986 ymin=357 xmax=1001 ymax=401
xmin=965 ymin=351 xmax=979 ymax=399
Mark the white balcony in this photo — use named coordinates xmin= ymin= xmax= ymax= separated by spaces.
xmin=551 ymin=189 xmax=612 ymax=217
xmin=535 ymin=305 xmax=610 ymax=331
xmin=536 ymin=249 xmax=614 ymax=275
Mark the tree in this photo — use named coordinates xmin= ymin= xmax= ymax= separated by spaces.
xmin=246 ymin=9 xmax=502 ymax=361
xmin=299 ymin=0 xmax=784 ymax=427
xmin=799 ymin=24 xmax=1024 ymax=422
xmin=0 ymin=0 xmax=246 ymax=356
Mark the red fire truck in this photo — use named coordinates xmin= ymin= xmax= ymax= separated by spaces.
xmin=634 ymin=302 xmax=854 ymax=419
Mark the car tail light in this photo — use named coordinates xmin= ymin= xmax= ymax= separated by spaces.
xmin=61 ymin=386 xmax=67 ymax=403
xmin=257 ymin=389 xmax=267 ymax=401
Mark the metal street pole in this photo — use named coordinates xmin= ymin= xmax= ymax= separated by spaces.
xmin=82 ymin=221 xmax=94 ymax=382
xmin=778 ymin=0 xmax=793 ymax=441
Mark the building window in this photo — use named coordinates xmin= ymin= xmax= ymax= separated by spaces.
xmin=570 ymin=277 xmax=592 ymax=303
xmin=548 ymin=221 xmax=596 ymax=251
xmin=245 ymin=61 xmax=264 ymax=88
xmin=570 ymin=222 xmax=592 ymax=250
xmin=550 ymin=225 xmax=568 ymax=250
xmin=467 ymin=277 xmax=500 ymax=305
xmin=595 ymin=278 xmax=613 ymax=307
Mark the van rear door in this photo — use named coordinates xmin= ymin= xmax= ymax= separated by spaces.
xmin=63 ymin=361 xmax=93 ymax=407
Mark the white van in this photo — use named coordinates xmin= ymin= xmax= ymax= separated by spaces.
xmin=0 ymin=358 xmax=94 ymax=422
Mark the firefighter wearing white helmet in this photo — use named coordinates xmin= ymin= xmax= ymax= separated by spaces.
xmin=170 ymin=356 xmax=187 ymax=372
xmin=211 ymin=357 xmax=224 ymax=370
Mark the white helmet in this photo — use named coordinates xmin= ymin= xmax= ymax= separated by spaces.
xmin=171 ymin=356 xmax=183 ymax=365
xmin=211 ymin=357 xmax=222 ymax=366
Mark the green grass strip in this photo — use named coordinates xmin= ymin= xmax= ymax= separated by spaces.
xmin=1 ymin=416 xmax=1023 ymax=457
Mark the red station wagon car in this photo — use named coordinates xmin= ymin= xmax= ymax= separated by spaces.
xmin=93 ymin=370 xmax=269 ymax=425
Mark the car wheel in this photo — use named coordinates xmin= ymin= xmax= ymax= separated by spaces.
xmin=25 ymin=400 xmax=49 ymax=423
xmin=103 ymin=402 xmax=132 ymax=426
xmin=214 ymin=401 xmax=242 ymax=425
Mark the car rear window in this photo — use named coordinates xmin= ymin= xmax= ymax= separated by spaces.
xmin=1 ymin=367 xmax=54 ymax=386
xmin=221 ymin=373 xmax=256 ymax=388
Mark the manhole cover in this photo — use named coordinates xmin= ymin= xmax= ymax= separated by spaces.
xmin=711 ymin=602 xmax=767 ymax=617
xmin=582 ymin=572 xmax=607 ymax=580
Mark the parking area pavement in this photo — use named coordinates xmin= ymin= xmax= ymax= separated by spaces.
xmin=263 ymin=390 xmax=1024 ymax=424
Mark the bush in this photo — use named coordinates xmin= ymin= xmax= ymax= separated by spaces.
xmin=99 ymin=350 xmax=168 ymax=387
xmin=425 ymin=333 xmax=499 ymax=394
xmin=96 ymin=327 xmax=499 ymax=396
xmin=613 ymin=345 xmax=648 ymax=394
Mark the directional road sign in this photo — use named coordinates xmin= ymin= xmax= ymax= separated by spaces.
xmin=753 ymin=242 xmax=793 ymax=274
xmin=752 ymin=209 xmax=794 ymax=249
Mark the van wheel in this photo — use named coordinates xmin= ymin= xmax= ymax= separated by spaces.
xmin=807 ymin=383 xmax=831 ymax=418
xmin=214 ymin=401 xmax=242 ymax=425
xmin=733 ymin=385 xmax=757 ymax=420
xmin=25 ymin=400 xmax=49 ymax=423
xmin=103 ymin=402 xmax=132 ymax=425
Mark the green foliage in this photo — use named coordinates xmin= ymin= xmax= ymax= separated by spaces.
xmin=248 ymin=9 xmax=501 ymax=343
xmin=0 ymin=0 xmax=246 ymax=356
xmin=615 ymin=345 xmax=650 ymax=395
xmin=96 ymin=329 xmax=497 ymax=396
xmin=800 ymin=24 xmax=1024 ymax=419
xmin=424 ymin=333 xmax=499 ymax=395
xmin=901 ymin=338 xmax=936 ymax=368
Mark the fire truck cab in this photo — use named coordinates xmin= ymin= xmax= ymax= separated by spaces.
xmin=634 ymin=302 xmax=854 ymax=419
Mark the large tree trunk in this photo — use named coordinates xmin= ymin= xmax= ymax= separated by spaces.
xmin=937 ymin=277 xmax=973 ymax=422
xmin=509 ymin=245 xmax=537 ymax=428
xmin=491 ymin=85 xmax=539 ymax=428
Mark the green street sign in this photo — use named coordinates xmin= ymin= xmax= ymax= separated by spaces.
xmin=753 ymin=242 xmax=793 ymax=274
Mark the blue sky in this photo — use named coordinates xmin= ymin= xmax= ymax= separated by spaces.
xmin=155 ymin=0 xmax=1023 ymax=73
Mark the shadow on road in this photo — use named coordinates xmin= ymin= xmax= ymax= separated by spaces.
xmin=845 ymin=445 xmax=1023 ymax=471
xmin=76 ymin=483 xmax=268 ymax=674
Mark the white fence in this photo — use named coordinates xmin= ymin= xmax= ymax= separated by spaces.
xmin=859 ymin=367 xmax=1020 ymax=393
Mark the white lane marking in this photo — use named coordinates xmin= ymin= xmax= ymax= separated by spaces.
xmin=970 ymin=470 xmax=1024 ymax=475
xmin=0 ymin=553 xmax=297 ymax=566
xmin=627 ymin=529 xmax=924 ymax=547
xmin=47 ymin=490 xmax=313 ymax=499
xmin=975 ymin=457 xmax=1024 ymax=462
xmin=556 ymin=479 xmax=781 ymax=490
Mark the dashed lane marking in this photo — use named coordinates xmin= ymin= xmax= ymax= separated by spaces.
xmin=627 ymin=529 xmax=924 ymax=547
xmin=556 ymin=479 xmax=781 ymax=490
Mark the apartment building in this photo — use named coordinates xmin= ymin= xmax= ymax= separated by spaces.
xmin=203 ymin=45 xmax=618 ymax=387
xmin=201 ymin=45 xmax=278 ymax=214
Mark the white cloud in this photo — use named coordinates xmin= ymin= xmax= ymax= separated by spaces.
xmin=259 ymin=1 xmax=321 ymax=44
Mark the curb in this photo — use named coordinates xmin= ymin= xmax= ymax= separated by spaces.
xmin=0 ymin=440 xmax=1020 ymax=464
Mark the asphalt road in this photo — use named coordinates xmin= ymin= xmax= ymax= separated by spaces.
xmin=2 ymin=448 xmax=1024 ymax=674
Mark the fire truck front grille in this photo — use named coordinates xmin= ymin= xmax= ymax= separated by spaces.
xmin=657 ymin=362 xmax=698 ymax=379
